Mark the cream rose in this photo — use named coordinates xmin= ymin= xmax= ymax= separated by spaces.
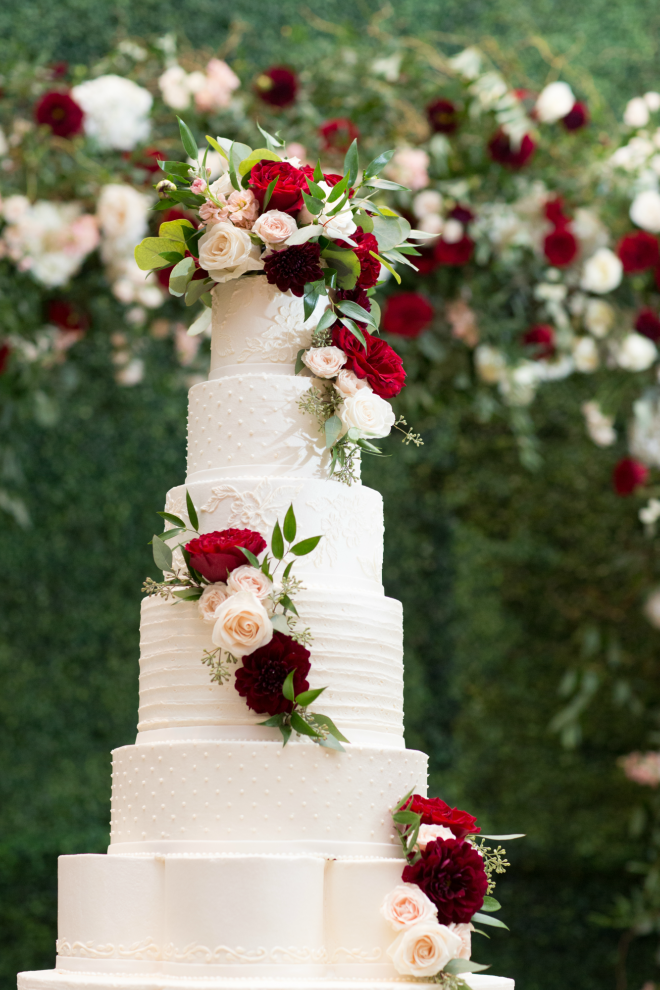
xmin=448 ymin=923 xmax=472 ymax=960
xmin=584 ymin=299 xmax=615 ymax=337
xmin=303 ymin=346 xmax=347 ymax=378
xmin=226 ymin=564 xmax=273 ymax=600
xmin=334 ymin=369 xmax=370 ymax=398
xmin=211 ymin=590 xmax=273 ymax=658
xmin=624 ymin=96 xmax=650 ymax=128
xmin=252 ymin=210 xmax=298 ymax=244
xmin=417 ymin=824 xmax=455 ymax=850
xmin=387 ymin=922 xmax=463 ymax=978
xmin=572 ymin=336 xmax=600 ymax=372
xmin=198 ymin=582 xmax=231 ymax=622
xmin=580 ymin=248 xmax=623 ymax=294
xmin=613 ymin=332 xmax=657 ymax=371
xmin=535 ymin=81 xmax=575 ymax=123
xmin=381 ymin=885 xmax=438 ymax=931
xmin=339 ymin=390 xmax=395 ymax=439
xmin=630 ymin=189 xmax=660 ymax=233
xmin=474 ymin=344 xmax=507 ymax=384
xmin=197 ymin=222 xmax=264 ymax=283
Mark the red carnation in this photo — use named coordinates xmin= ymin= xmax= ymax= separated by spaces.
xmin=34 ymin=90 xmax=83 ymax=138
xmin=263 ymin=242 xmax=324 ymax=297
xmin=382 ymin=293 xmax=434 ymax=338
xmin=523 ymin=324 xmax=555 ymax=360
xmin=319 ymin=118 xmax=360 ymax=154
xmin=406 ymin=794 xmax=480 ymax=839
xmin=613 ymin=458 xmax=649 ymax=496
xmin=434 ymin=235 xmax=474 ymax=266
xmin=249 ymin=159 xmax=313 ymax=214
xmin=562 ymin=102 xmax=589 ymax=131
xmin=47 ymin=300 xmax=89 ymax=334
xmin=488 ymin=130 xmax=536 ymax=169
xmin=235 ymin=631 xmax=311 ymax=716
xmin=254 ymin=66 xmax=298 ymax=107
xmin=617 ymin=232 xmax=660 ymax=273
xmin=402 ymin=837 xmax=488 ymax=925
xmin=544 ymin=227 xmax=578 ymax=267
xmin=427 ymin=99 xmax=459 ymax=135
xmin=332 ymin=326 xmax=406 ymax=398
xmin=635 ymin=307 xmax=660 ymax=342
xmin=185 ymin=529 xmax=267 ymax=583
xmin=0 ymin=342 xmax=11 ymax=375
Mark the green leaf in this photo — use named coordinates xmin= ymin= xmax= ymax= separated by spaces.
xmin=188 ymin=307 xmax=212 ymax=337
xmin=311 ymin=713 xmax=350 ymax=743
xmin=158 ymin=511 xmax=187 ymax=527
xmin=256 ymin=122 xmax=285 ymax=150
xmin=357 ymin=438 xmax=385 ymax=455
xmin=323 ymin=267 xmax=338 ymax=289
xmin=392 ymin=810 xmax=421 ymax=825
xmin=282 ymin=560 xmax=294 ymax=579
xmin=238 ymin=147 xmax=281 ymax=175
xmin=239 ymin=546 xmax=261 ymax=567
xmin=173 ymin=587 xmax=203 ymax=600
xmin=370 ymin=214 xmax=411 ymax=251
xmin=471 ymin=912 xmax=509 ymax=930
xmin=303 ymin=279 xmax=324 ymax=321
xmin=315 ymin=307 xmax=337 ymax=335
xmin=393 ymin=788 xmax=415 ymax=813
xmin=271 ymin=520 xmax=284 ymax=560
xmin=339 ymin=317 xmax=367 ymax=348
xmin=169 ymin=256 xmax=197 ymax=296
xmin=262 ymin=176 xmax=278 ymax=211
xmin=364 ymin=177 xmax=410 ymax=191
xmin=370 ymin=298 xmax=381 ymax=329
xmin=481 ymin=896 xmax=502 ymax=912
xmin=383 ymin=247 xmax=419 ymax=271
xmin=313 ymin=159 xmax=324 ymax=182
xmin=159 ymin=251 xmax=186 ymax=266
xmin=259 ymin=713 xmax=285 ymax=727
xmin=270 ymin=614 xmax=290 ymax=634
xmin=302 ymin=191 xmax=324 ymax=216
xmin=161 ymin=526 xmax=186 ymax=541
xmin=290 ymin=711 xmax=321 ymax=738
xmin=185 ymin=277 xmax=214 ymax=307
xmin=261 ymin=555 xmax=272 ymax=578
xmin=134 ymin=236 xmax=184 ymax=271
xmin=177 ymin=116 xmax=199 ymax=161
xmin=307 ymin=179 xmax=326 ymax=199
xmin=320 ymin=246 xmax=360 ymax=290
xmin=343 ymin=138 xmax=359 ymax=186
xmin=369 ymin=251 xmax=401 ymax=284
xmin=444 ymin=960 xmax=491 ymax=975
xmin=282 ymin=670 xmax=296 ymax=702
xmin=327 ymin=173 xmax=350 ymax=202
xmin=279 ymin=722 xmax=292 ymax=747
xmin=279 ymin=594 xmax=298 ymax=616
xmin=295 ymin=348 xmax=307 ymax=375
xmin=283 ymin=504 xmax=297 ymax=543
xmin=205 ymin=135 xmax=229 ymax=159
xmin=336 ymin=300 xmax=378 ymax=330
xmin=185 ymin=490 xmax=199 ymax=531
xmin=364 ymin=149 xmax=395 ymax=178
xmin=160 ymin=218 xmax=195 ymax=242
xmin=152 ymin=533 xmax=173 ymax=572
xmin=295 ymin=687 xmax=326 ymax=707
xmin=318 ymin=732 xmax=346 ymax=751
xmin=325 ymin=415 xmax=342 ymax=450
xmin=159 ymin=159 xmax=193 ymax=178
xmin=290 ymin=534 xmax=322 ymax=556
xmin=480 ymin=834 xmax=525 ymax=840
xmin=228 ymin=140 xmax=240 ymax=191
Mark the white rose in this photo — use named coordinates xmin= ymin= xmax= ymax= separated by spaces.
xmin=72 ymin=75 xmax=152 ymax=151
xmin=499 ymin=361 xmax=543 ymax=407
xmin=387 ymin=922 xmax=463 ymax=978
xmin=252 ymin=210 xmax=298 ymax=244
xmin=646 ymin=92 xmax=660 ymax=112
xmin=198 ymin=222 xmax=264 ymax=282
xmin=339 ymin=390 xmax=395 ymax=439
xmin=158 ymin=65 xmax=192 ymax=110
xmin=335 ymin=369 xmax=370 ymax=398
xmin=580 ymin=248 xmax=623 ymax=294
xmin=413 ymin=190 xmax=443 ymax=219
xmin=448 ymin=923 xmax=472 ymax=960
xmin=2 ymin=195 xmax=30 ymax=223
xmin=193 ymin=59 xmax=240 ymax=113
xmin=417 ymin=824 xmax=455 ymax=850
xmin=97 ymin=184 xmax=151 ymax=260
xmin=572 ymin=336 xmax=600 ymax=372
xmin=303 ymin=346 xmax=347 ymax=378
xmin=535 ymin=81 xmax=575 ymax=123
xmin=211 ymin=590 xmax=273 ymax=658
xmin=381 ymin=885 xmax=438 ymax=931
xmin=584 ymin=299 xmax=615 ymax=337
xmin=198 ymin=583 xmax=231 ymax=622
xmin=475 ymin=344 xmax=507 ymax=384
xmin=418 ymin=214 xmax=444 ymax=236
xmin=209 ymin=173 xmax=234 ymax=199
xmin=624 ymin=96 xmax=650 ymax=128
xmin=442 ymin=218 xmax=464 ymax=244
xmin=582 ymin=401 xmax=616 ymax=447
xmin=226 ymin=565 xmax=272 ymax=600
xmin=630 ymin=189 xmax=660 ymax=233
xmin=315 ymin=182 xmax=357 ymax=239
xmin=613 ymin=332 xmax=657 ymax=371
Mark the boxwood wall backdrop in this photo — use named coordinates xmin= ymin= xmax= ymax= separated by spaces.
xmin=2 ymin=3 xmax=660 ymax=990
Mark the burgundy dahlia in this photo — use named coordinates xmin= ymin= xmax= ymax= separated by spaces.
xmin=488 ymin=130 xmax=536 ymax=170
xmin=613 ymin=458 xmax=649 ymax=497
xmin=335 ymin=287 xmax=371 ymax=311
xmin=235 ymin=631 xmax=311 ymax=716
xmin=617 ymin=231 xmax=660 ymax=273
xmin=185 ymin=529 xmax=267 ymax=583
xmin=562 ymin=101 xmax=589 ymax=131
xmin=332 ymin=326 xmax=406 ymax=398
xmin=523 ymin=324 xmax=556 ymax=360
xmin=254 ymin=66 xmax=298 ymax=107
xmin=635 ymin=307 xmax=660 ymax=342
xmin=402 ymin=837 xmax=488 ymax=925
xmin=382 ymin=293 xmax=434 ymax=338
xmin=263 ymin=243 xmax=324 ymax=297
xmin=34 ymin=90 xmax=83 ymax=138
xmin=434 ymin=235 xmax=474 ymax=266
xmin=319 ymin=118 xmax=360 ymax=154
xmin=249 ymin=159 xmax=313 ymax=214
xmin=405 ymin=794 xmax=480 ymax=839
xmin=427 ymin=98 xmax=459 ymax=135
xmin=543 ymin=227 xmax=578 ymax=267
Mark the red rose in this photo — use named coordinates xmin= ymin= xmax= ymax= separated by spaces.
xmin=137 ymin=147 xmax=167 ymax=173
xmin=319 ymin=118 xmax=360 ymax=153
xmin=0 ymin=342 xmax=11 ymax=375
xmin=544 ymin=197 xmax=569 ymax=226
xmin=332 ymin=326 xmax=406 ymax=398
xmin=235 ymin=631 xmax=311 ymax=716
xmin=47 ymin=300 xmax=89 ymax=333
xmin=434 ymin=235 xmax=474 ymax=266
xmin=635 ymin=308 xmax=660 ymax=342
xmin=185 ymin=528 xmax=267 ymax=583
xmin=382 ymin=293 xmax=434 ymax=338
xmin=613 ymin=458 xmax=649 ymax=496
xmin=254 ymin=66 xmax=298 ymax=107
xmin=263 ymin=242 xmax=324 ymax=297
xmin=34 ymin=90 xmax=83 ymax=138
xmin=406 ymin=794 xmax=480 ymax=839
xmin=562 ymin=102 xmax=589 ymax=131
xmin=617 ymin=232 xmax=660 ymax=273
xmin=249 ymin=159 xmax=313 ymax=214
xmin=488 ymin=130 xmax=536 ymax=169
xmin=522 ymin=324 xmax=555 ymax=360
xmin=543 ymin=227 xmax=578 ymax=267
xmin=402 ymin=837 xmax=488 ymax=925
xmin=427 ymin=98 xmax=459 ymax=134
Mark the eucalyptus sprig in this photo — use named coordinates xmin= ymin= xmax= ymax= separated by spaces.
xmin=259 ymin=669 xmax=349 ymax=751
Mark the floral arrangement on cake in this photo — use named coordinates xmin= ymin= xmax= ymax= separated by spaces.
xmin=382 ymin=790 xmax=523 ymax=986
xmin=143 ymin=492 xmax=347 ymax=750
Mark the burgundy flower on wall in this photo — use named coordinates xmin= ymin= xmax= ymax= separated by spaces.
xmin=434 ymin=236 xmax=474 ymax=266
xmin=332 ymin=326 xmax=406 ymax=398
xmin=34 ymin=90 xmax=83 ymax=138
xmin=488 ymin=130 xmax=536 ymax=170
xmin=254 ymin=66 xmax=298 ymax=107
xmin=263 ymin=243 xmax=324 ymax=297
xmin=402 ymin=837 xmax=488 ymax=924
xmin=406 ymin=794 xmax=480 ymax=839
xmin=522 ymin=324 xmax=556 ymax=360
xmin=562 ymin=101 xmax=589 ymax=131
xmin=382 ymin=293 xmax=434 ymax=338
xmin=613 ymin=458 xmax=649 ymax=496
xmin=544 ymin=197 xmax=569 ymax=226
xmin=235 ymin=631 xmax=311 ymax=716
xmin=543 ymin=227 xmax=578 ymax=267
xmin=617 ymin=232 xmax=660 ymax=273
xmin=249 ymin=159 xmax=313 ymax=214
xmin=635 ymin=308 xmax=660 ymax=342
xmin=319 ymin=118 xmax=360 ymax=153
xmin=0 ymin=342 xmax=11 ymax=375
xmin=185 ymin=529 xmax=267 ymax=583
xmin=47 ymin=300 xmax=89 ymax=334
xmin=426 ymin=98 xmax=459 ymax=134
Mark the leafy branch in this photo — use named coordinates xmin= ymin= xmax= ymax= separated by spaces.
xmin=259 ymin=669 xmax=349 ymax=751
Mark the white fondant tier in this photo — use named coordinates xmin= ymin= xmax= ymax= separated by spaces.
xmin=109 ymin=740 xmax=427 ymax=855
xmin=20 ymin=974 xmax=513 ymax=990
xmin=165 ymin=477 xmax=384 ymax=594
xmin=137 ymin=593 xmax=404 ymax=742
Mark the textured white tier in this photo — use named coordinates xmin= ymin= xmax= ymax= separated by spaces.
xmin=165 ymin=477 xmax=384 ymax=594
xmin=137 ymin=594 xmax=403 ymax=742
xmin=109 ymin=739 xmax=427 ymax=854
xmin=20 ymin=974 xmax=513 ymax=990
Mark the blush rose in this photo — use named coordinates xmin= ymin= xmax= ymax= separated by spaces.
xmin=197 ymin=222 xmax=264 ymax=282
xmin=211 ymin=590 xmax=273 ymax=658
xmin=381 ymin=884 xmax=438 ymax=930
xmin=387 ymin=922 xmax=463 ymax=978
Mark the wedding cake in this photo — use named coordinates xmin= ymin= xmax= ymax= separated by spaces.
xmin=18 ymin=278 xmax=514 ymax=990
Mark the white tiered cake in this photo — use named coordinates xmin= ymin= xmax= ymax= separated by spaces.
xmin=18 ymin=279 xmax=514 ymax=990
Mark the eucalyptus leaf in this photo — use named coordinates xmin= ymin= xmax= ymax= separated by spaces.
xmin=295 ymin=348 xmax=307 ymax=375
xmin=187 ymin=307 xmax=212 ymax=337
xmin=283 ymin=504 xmax=297 ymax=543
xmin=336 ymin=299 xmax=378 ymax=330
xmin=294 ymin=687 xmax=326 ymax=707
xmin=256 ymin=122 xmax=285 ymax=150
xmin=279 ymin=594 xmax=298 ymax=616
xmin=185 ymin=490 xmax=199 ymax=531
xmin=152 ymin=534 xmax=173 ymax=572
xmin=159 ymin=251 xmax=186 ymax=266
xmin=339 ymin=317 xmax=367 ymax=348
xmin=238 ymin=148 xmax=281 ymax=175
xmin=320 ymin=246 xmax=360 ymax=290
xmin=158 ymin=511 xmax=187 ymax=527
xmin=324 ymin=415 xmax=342 ymax=450
xmin=444 ymin=959 xmax=491 ymax=975
xmin=311 ymin=713 xmax=350 ymax=743
xmin=282 ymin=669 xmax=296 ymax=702
xmin=343 ymin=139 xmax=359 ymax=186
xmin=271 ymin=520 xmax=284 ymax=560
xmin=177 ymin=116 xmax=199 ymax=161
xmin=471 ymin=912 xmax=509 ymax=930
xmin=383 ymin=247 xmax=419 ymax=271
xmin=173 ymin=588 xmax=203 ymax=600
xmin=134 ymin=237 xmax=184 ymax=272
xmin=290 ymin=711 xmax=321 ymax=738
xmin=286 ymin=224 xmax=324 ymax=246
xmin=317 ymin=732 xmax=346 ymax=751
xmin=290 ymin=535 xmax=322 ymax=556
xmin=369 ymin=251 xmax=401 ymax=284
xmin=315 ymin=307 xmax=337 ymax=334
xmin=169 ymin=256 xmax=197 ymax=296
xmin=481 ymin=896 xmax=502 ymax=912
xmin=370 ymin=214 xmax=411 ymax=252
xmin=270 ymin=614 xmax=290 ymax=634
xmin=364 ymin=177 xmax=410 ymax=192
xmin=480 ymin=834 xmax=526 ymax=840
xmin=185 ymin=277 xmax=214 ymax=307
xmin=160 ymin=218 xmax=195 ymax=241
